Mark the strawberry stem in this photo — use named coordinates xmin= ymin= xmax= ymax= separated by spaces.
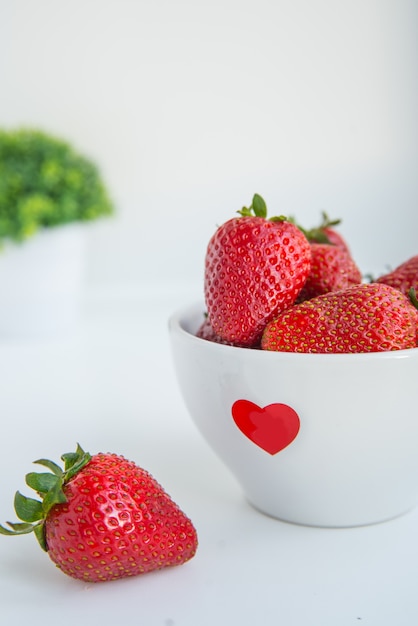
xmin=0 ymin=444 xmax=91 ymax=551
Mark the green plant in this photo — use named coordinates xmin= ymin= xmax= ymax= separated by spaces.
xmin=0 ymin=128 xmax=114 ymax=242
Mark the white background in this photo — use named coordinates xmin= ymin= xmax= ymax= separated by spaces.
xmin=1 ymin=3 xmax=418 ymax=625
xmin=1 ymin=0 xmax=417 ymax=294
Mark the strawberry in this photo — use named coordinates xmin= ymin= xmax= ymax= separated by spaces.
xmin=204 ymin=194 xmax=311 ymax=347
xmin=196 ymin=314 xmax=235 ymax=345
xmin=375 ymin=255 xmax=418 ymax=297
xmin=261 ymin=283 xmax=418 ymax=353
xmin=297 ymin=242 xmax=362 ymax=301
xmin=0 ymin=444 xmax=198 ymax=583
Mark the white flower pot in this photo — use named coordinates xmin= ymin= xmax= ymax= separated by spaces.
xmin=0 ymin=224 xmax=86 ymax=338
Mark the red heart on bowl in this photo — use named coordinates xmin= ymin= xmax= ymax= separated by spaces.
xmin=231 ymin=400 xmax=300 ymax=455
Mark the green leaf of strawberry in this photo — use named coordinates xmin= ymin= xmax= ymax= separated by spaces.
xmin=14 ymin=491 xmax=44 ymax=523
xmin=409 ymin=287 xmax=418 ymax=309
xmin=238 ymin=193 xmax=285 ymax=221
xmin=41 ymin=479 xmax=67 ymax=517
xmin=251 ymin=193 xmax=267 ymax=218
xmin=26 ymin=472 xmax=59 ymax=494
xmin=61 ymin=443 xmax=91 ymax=480
xmin=0 ymin=521 xmax=35 ymax=536
xmin=238 ymin=193 xmax=267 ymax=218
xmin=296 ymin=211 xmax=350 ymax=251
xmin=33 ymin=458 xmax=64 ymax=476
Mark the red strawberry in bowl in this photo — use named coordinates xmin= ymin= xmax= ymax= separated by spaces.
xmin=297 ymin=242 xmax=362 ymax=301
xmin=261 ymin=283 xmax=418 ymax=353
xmin=196 ymin=314 xmax=236 ymax=345
xmin=204 ymin=194 xmax=311 ymax=347
xmin=0 ymin=444 xmax=198 ymax=582
xmin=375 ymin=254 xmax=418 ymax=296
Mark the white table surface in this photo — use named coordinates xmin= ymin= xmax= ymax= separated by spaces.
xmin=0 ymin=286 xmax=417 ymax=626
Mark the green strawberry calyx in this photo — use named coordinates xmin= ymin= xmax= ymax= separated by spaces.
xmin=237 ymin=193 xmax=287 ymax=222
xmin=0 ymin=444 xmax=91 ymax=551
xmin=409 ymin=287 xmax=418 ymax=310
xmin=298 ymin=211 xmax=342 ymax=244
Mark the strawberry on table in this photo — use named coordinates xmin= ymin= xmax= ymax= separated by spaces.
xmin=261 ymin=283 xmax=418 ymax=353
xmin=375 ymin=254 xmax=418 ymax=296
xmin=297 ymin=242 xmax=362 ymax=301
xmin=0 ymin=444 xmax=198 ymax=583
xmin=204 ymin=194 xmax=311 ymax=347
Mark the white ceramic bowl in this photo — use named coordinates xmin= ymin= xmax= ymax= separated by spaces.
xmin=169 ymin=302 xmax=418 ymax=528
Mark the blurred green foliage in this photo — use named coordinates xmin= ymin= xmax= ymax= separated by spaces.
xmin=0 ymin=128 xmax=114 ymax=242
